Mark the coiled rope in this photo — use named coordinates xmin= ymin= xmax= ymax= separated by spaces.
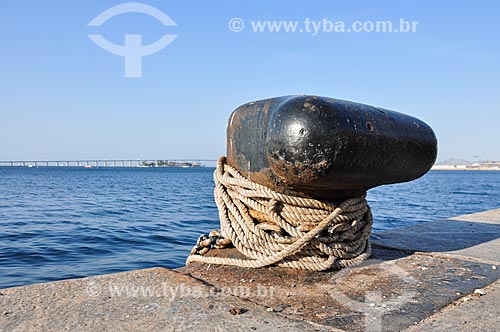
xmin=186 ymin=157 xmax=373 ymax=271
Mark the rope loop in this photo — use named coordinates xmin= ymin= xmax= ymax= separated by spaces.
xmin=187 ymin=157 xmax=373 ymax=271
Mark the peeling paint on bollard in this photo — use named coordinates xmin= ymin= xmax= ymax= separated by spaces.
xmin=227 ymin=95 xmax=437 ymax=200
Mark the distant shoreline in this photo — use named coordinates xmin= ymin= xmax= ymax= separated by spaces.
xmin=432 ymin=166 xmax=500 ymax=171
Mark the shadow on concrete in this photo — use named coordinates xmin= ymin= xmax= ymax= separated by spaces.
xmin=371 ymin=218 xmax=500 ymax=263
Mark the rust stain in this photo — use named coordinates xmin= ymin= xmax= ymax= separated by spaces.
xmin=268 ymin=157 xmax=330 ymax=187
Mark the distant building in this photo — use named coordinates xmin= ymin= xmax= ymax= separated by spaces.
xmin=480 ymin=161 xmax=500 ymax=169
xmin=432 ymin=160 xmax=500 ymax=170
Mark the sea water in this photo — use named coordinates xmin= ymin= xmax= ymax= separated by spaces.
xmin=1 ymin=167 xmax=499 ymax=288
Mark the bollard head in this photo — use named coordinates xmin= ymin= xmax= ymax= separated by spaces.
xmin=227 ymin=95 xmax=437 ymax=200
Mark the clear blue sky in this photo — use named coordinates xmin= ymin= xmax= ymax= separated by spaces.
xmin=1 ymin=0 xmax=499 ymax=161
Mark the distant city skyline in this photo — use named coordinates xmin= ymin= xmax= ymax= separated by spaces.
xmin=1 ymin=1 xmax=499 ymax=162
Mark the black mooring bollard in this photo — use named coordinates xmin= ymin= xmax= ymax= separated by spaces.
xmin=227 ymin=95 xmax=437 ymax=200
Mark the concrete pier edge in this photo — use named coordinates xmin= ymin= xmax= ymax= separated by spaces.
xmin=1 ymin=209 xmax=499 ymax=332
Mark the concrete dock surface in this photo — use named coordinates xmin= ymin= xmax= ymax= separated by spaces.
xmin=1 ymin=208 xmax=499 ymax=332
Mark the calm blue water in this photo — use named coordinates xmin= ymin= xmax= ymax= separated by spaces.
xmin=1 ymin=167 xmax=499 ymax=288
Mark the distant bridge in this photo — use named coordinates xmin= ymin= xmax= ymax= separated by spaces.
xmin=0 ymin=159 xmax=217 ymax=167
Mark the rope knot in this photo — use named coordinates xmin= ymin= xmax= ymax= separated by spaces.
xmin=187 ymin=157 xmax=373 ymax=271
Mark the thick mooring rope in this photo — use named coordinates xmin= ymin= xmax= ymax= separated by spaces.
xmin=186 ymin=157 xmax=373 ymax=271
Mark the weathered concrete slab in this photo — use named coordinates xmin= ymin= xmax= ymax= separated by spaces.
xmin=371 ymin=209 xmax=500 ymax=263
xmin=179 ymin=250 xmax=500 ymax=332
xmin=0 ymin=268 xmax=327 ymax=332
xmin=404 ymin=279 xmax=500 ymax=332
xmin=449 ymin=208 xmax=500 ymax=224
